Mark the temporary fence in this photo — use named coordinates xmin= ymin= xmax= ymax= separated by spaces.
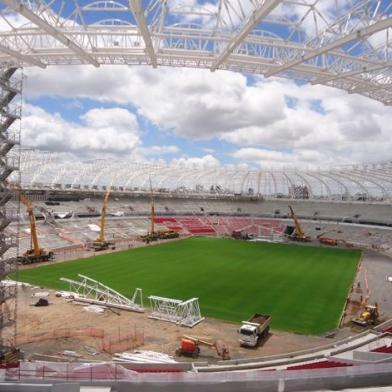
xmin=101 ymin=326 xmax=144 ymax=354
xmin=15 ymin=325 xmax=143 ymax=354
xmin=15 ymin=327 xmax=105 ymax=346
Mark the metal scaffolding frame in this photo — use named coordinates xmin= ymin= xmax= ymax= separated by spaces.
xmin=60 ymin=274 xmax=144 ymax=313
xmin=0 ymin=66 xmax=20 ymax=354
xmin=148 ymin=295 xmax=204 ymax=327
xmin=0 ymin=1 xmax=389 ymax=104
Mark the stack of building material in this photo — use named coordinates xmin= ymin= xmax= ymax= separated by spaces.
xmin=113 ymin=351 xmax=177 ymax=363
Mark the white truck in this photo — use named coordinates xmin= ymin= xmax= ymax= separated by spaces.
xmin=239 ymin=313 xmax=271 ymax=348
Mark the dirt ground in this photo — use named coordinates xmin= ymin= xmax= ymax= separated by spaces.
xmin=8 ymin=284 xmax=350 ymax=363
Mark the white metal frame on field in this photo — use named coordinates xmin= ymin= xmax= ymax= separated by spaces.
xmin=0 ymin=1 xmax=390 ymax=105
xmin=148 ymin=295 xmax=204 ymax=327
xmin=60 ymin=274 xmax=144 ymax=313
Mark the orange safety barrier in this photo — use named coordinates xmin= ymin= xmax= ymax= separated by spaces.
xmin=15 ymin=327 xmax=105 ymax=345
xmin=101 ymin=328 xmax=144 ymax=354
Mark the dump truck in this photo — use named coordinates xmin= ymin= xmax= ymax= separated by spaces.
xmin=239 ymin=313 xmax=271 ymax=348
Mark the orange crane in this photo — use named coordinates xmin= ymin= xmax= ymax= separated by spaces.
xmin=18 ymin=192 xmax=54 ymax=264
xmin=90 ymin=187 xmax=115 ymax=251
xmin=288 ymin=205 xmax=311 ymax=242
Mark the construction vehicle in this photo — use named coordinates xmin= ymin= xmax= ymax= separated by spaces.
xmin=287 ymin=205 xmax=311 ymax=242
xmin=17 ymin=192 xmax=55 ymax=264
xmin=176 ymin=336 xmax=230 ymax=360
xmin=317 ymin=229 xmax=339 ymax=246
xmin=317 ymin=230 xmax=352 ymax=247
xmin=231 ymin=230 xmax=250 ymax=240
xmin=89 ymin=188 xmax=115 ymax=251
xmin=352 ymin=303 xmax=380 ymax=327
xmin=319 ymin=237 xmax=338 ymax=246
xmin=239 ymin=313 xmax=272 ymax=348
xmin=141 ymin=179 xmax=179 ymax=243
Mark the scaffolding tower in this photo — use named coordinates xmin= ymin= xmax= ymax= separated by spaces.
xmin=0 ymin=66 xmax=21 ymax=363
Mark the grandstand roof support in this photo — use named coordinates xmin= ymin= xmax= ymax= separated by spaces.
xmin=0 ymin=1 xmax=390 ymax=105
xmin=128 ymin=0 xmax=158 ymax=68
xmin=265 ymin=18 xmax=392 ymax=78
xmin=210 ymin=0 xmax=283 ymax=72
xmin=0 ymin=44 xmax=46 ymax=69
xmin=310 ymin=64 xmax=389 ymax=86
xmin=2 ymin=0 xmax=100 ymax=67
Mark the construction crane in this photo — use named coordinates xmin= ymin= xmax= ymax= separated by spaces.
xmin=176 ymin=336 xmax=230 ymax=360
xmin=90 ymin=187 xmax=115 ymax=251
xmin=149 ymin=177 xmax=155 ymax=238
xmin=18 ymin=192 xmax=54 ymax=264
xmin=141 ymin=179 xmax=179 ymax=243
xmin=287 ymin=205 xmax=311 ymax=242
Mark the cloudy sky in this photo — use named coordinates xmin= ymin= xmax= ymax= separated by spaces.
xmin=15 ymin=0 xmax=391 ymax=171
xmin=22 ymin=64 xmax=392 ymax=170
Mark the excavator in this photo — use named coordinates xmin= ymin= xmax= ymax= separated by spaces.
xmin=17 ymin=192 xmax=54 ymax=264
xmin=287 ymin=205 xmax=311 ymax=242
xmin=141 ymin=179 xmax=179 ymax=243
xmin=89 ymin=187 xmax=115 ymax=251
xmin=176 ymin=336 xmax=230 ymax=360
xmin=352 ymin=303 xmax=380 ymax=327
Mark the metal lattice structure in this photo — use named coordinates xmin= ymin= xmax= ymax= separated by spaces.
xmin=14 ymin=150 xmax=392 ymax=202
xmin=0 ymin=1 xmax=390 ymax=104
xmin=148 ymin=295 xmax=204 ymax=327
xmin=60 ymin=274 xmax=144 ymax=313
xmin=0 ymin=66 xmax=20 ymax=355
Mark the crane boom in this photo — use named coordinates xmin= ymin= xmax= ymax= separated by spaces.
xmin=287 ymin=205 xmax=310 ymax=242
xmin=17 ymin=190 xmax=54 ymax=263
xmin=97 ymin=187 xmax=111 ymax=242
xmin=19 ymin=192 xmax=41 ymax=256
xmin=149 ymin=178 xmax=155 ymax=235
xmin=288 ymin=205 xmax=305 ymax=237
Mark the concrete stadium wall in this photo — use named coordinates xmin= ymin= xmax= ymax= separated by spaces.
xmin=6 ymin=363 xmax=392 ymax=392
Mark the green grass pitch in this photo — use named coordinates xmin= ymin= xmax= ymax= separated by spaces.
xmin=12 ymin=237 xmax=361 ymax=335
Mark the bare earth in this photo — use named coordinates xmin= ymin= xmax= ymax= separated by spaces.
xmin=12 ymin=284 xmax=344 ymax=363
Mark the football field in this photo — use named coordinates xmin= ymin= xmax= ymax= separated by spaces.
xmin=13 ymin=237 xmax=361 ymax=335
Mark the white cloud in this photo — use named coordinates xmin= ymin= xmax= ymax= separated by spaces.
xmin=24 ymin=65 xmax=392 ymax=168
xmin=171 ymin=154 xmax=220 ymax=169
xmin=22 ymin=105 xmax=140 ymax=154
xmin=232 ymin=148 xmax=326 ymax=169
xmin=139 ymin=145 xmax=179 ymax=155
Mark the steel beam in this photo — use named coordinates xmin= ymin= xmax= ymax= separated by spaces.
xmin=265 ymin=18 xmax=392 ymax=78
xmin=2 ymin=0 xmax=100 ymax=67
xmin=129 ymin=0 xmax=157 ymax=68
xmin=211 ymin=0 xmax=283 ymax=72
xmin=0 ymin=44 xmax=46 ymax=68
xmin=311 ymin=64 xmax=390 ymax=85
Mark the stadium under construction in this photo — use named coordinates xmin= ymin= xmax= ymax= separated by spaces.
xmin=0 ymin=1 xmax=392 ymax=391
